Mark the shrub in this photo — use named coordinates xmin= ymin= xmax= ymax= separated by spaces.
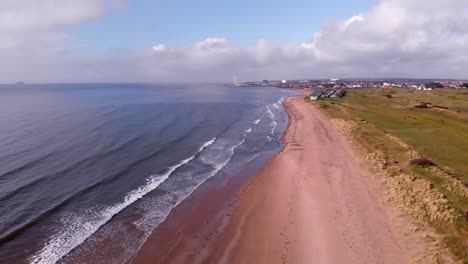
xmin=410 ymin=158 xmax=435 ymax=167
xmin=414 ymin=102 xmax=429 ymax=108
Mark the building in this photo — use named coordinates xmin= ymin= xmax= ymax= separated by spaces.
xmin=309 ymin=91 xmax=323 ymax=100
xmin=332 ymin=88 xmax=347 ymax=98
xmin=321 ymin=90 xmax=335 ymax=98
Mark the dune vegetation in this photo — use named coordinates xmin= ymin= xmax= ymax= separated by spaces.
xmin=312 ymin=88 xmax=468 ymax=263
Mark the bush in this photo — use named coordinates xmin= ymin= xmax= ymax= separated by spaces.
xmin=410 ymin=158 xmax=435 ymax=167
xmin=414 ymin=103 xmax=428 ymax=108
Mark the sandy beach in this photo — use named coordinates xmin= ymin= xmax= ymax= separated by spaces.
xmin=133 ymin=96 xmax=408 ymax=264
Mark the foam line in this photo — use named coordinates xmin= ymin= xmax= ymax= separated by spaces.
xmin=28 ymin=138 xmax=216 ymax=264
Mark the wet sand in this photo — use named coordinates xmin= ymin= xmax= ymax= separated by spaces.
xmin=132 ymin=96 xmax=407 ymax=264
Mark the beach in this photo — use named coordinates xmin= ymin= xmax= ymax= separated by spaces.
xmin=132 ymin=95 xmax=407 ymax=264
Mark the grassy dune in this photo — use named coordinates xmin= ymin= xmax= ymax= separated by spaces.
xmin=334 ymin=89 xmax=467 ymax=181
xmin=312 ymin=88 xmax=468 ymax=262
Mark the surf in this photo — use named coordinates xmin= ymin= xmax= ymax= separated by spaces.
xmin=28 ymin=138 xmax=216 ymax=264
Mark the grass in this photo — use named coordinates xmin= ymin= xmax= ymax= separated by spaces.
xmin=328 ymin=88 xmax=468 ymax=182
xmin=311 ymin=88 xmax=468 ymax=262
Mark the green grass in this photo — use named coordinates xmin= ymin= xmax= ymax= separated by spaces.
xmin=332 ymin=89 xmax=468 ymax=182
xmin=311 ymin=88 xmax=468 ymax=262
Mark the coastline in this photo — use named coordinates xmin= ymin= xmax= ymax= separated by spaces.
xmin=127 ymin=117 xmax=286 ymax=264
xmin=132 ymin=95 xmax=408 ymax=263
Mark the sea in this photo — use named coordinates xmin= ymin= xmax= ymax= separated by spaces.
xmin=0 ymin=83 xmax=296 ymax=264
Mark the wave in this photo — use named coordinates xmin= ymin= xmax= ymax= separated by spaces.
xmin=267 ymin=121 xmax=278 ymax=141
xmin=28 ymin=138 xmax=216 ymax=264
xmin=0 ymin=150 xmax=58 ymax=180
xmin=1 ymin=123 xmax=204 ymax=246
xmin=0 ymin=134 xmax=145 ymax=202
xmin=176 ymin=135 xmax=247 ymax=209
xmin=128 ymin=134 xmax=249 ymax=261
xmin=266 ymin=106 xmax=275 ymax=120
xmin=273 ymin=97 xmax=284 ymax=109
xmin=0 ymin=187 xmax=90 ymax=245
xmin=245 ymin=128 xmax=252 ymax=133
xmin=1 ymin=113 xmax=191 ymax=207
xmin=199 ymin=138 xmax=216 ymax=150
xmin=271 ymin=121 xmax=278 ymax=134
xmin=132 ymin=129 xmax=249 ymax=235
xmin=253 ymin=119 xmax=260 ymax=125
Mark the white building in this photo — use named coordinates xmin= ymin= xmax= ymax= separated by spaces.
xmin=309 ymin=91 xmax=323 ymax=100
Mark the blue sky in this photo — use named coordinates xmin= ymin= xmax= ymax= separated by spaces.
xmin=1 ymin=0 xmax=467 ymax=82
xmin=71 ymin=0 xmax=370 ymax=51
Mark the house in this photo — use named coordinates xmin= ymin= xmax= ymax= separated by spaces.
xmin=321 ymin=90 xmax=335 ymax=98
xmin=330 ymin=91 xmax=340 ymax=98
xmin=332 ymin=88 xmax=347 ymax=98
xmin=417 ymin=85 xmax=432 ymax=91
xmin=309 ymin=91 xmax=323 ymax=100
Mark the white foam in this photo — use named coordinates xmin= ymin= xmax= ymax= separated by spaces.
xmin=199 ymin=137 xmax=216 ymax=151
xmin=266 ymin=106 xmax=275 ymax=120
xmin=272 ymin=103 xmax=280 ymax=109
xmin=253 ymin=119 xmax=260 ymax=125
xmin=267 ymin=121 xmax=278 ymax=141
xmin=271 ymin=121 xmax=278 ymax=133
xmin=245 ymin=128 xmax=252 ymax=133
xmin=29 ymin=138 xmax=216 ymax=264
xmin=178 ymin=135 xmax=247 ymax=208
xmin=133 ymin=135 xmax=248 ymax=241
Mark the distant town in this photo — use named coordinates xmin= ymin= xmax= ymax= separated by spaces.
xmin=235 ymin=78 xmax=468 ymax=90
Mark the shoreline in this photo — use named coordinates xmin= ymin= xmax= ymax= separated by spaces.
xmin=128 ymin=116 xmax=287 ymax=264
xmin=132 ymin=95 xmax=408 ymax=263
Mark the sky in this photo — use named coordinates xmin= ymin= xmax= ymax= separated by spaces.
xmin=0 ymin=0 xmax=467 ymax=83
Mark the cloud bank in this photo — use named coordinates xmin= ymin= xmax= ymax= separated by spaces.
xmin=0 ymin=0 xmax=113 ymax=50
xmin=1 ymin=0 xmax=467 ymax=83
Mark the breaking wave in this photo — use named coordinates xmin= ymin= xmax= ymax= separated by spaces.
xmin=266 ymin=106 xmax=275 ymax=120
xmin=179 ymin=135 xmax=247 ymax=207
xmin=267 ymin=121 xmax=278 ymax=141
xmin=28 ymin=138 xmax=216 ymax=264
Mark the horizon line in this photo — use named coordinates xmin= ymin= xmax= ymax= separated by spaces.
xmin=2 ymin=77 xmax=468 ymax=86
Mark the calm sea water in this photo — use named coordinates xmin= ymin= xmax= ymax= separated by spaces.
xmin=0 ymin=83 xmax=295 ymax=263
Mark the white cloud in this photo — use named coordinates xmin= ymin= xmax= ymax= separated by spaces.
xmin=343 ymin=14 xmax=364 ymax=29
xmin=152 ymin=44 xmax=167 ymax=53
xmin=304 ymin=0 xmax=468 ymax=77
xmin=0 ymin=0 xmax=130 ymax=82
xmin=141 ymin=0 xmax=468 ymax=81
xmin=0 ymin=0 xmax=113 ymax=50
xmin=1 ymin=0 xmax=467 ymax=83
